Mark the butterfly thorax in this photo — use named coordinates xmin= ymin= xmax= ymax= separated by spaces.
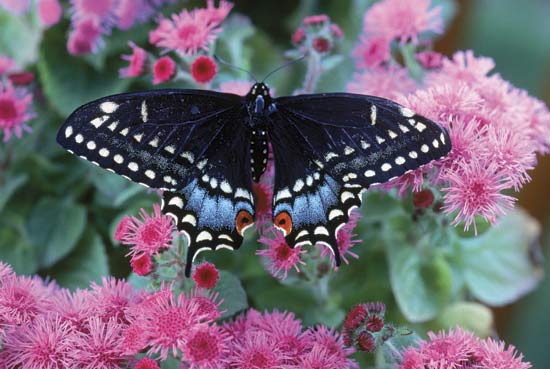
xmin=246 ymin=83 xmax=276 ymax=118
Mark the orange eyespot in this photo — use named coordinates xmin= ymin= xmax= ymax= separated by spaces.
xmin=236 ymin=210 xmax=254 ymax=236
xmin=274 ymin=211 xmax=293 ymax=236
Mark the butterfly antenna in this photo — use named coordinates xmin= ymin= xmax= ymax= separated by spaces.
xmin=261 ymin=54 xmax=306 ymax=83
xmin=213 ymin=54 xmax=258 ymax=82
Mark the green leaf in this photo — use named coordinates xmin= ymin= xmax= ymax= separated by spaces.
xmin=0 ymin=213 xmax=39 ymax=274
xmin=37 ymin=23 xmax=131 ymax=117
xmin=387 ymin=243 xmax=452 ymax=322
xmin=47 ymin=228 xmax=109 ymax=290
xmin=27 ymin=198 xmax=87 ymax=269
xmin=0 ymin=174 xmax=28 ymax=212
xmin=214 ymin=270 xmax=248 ymax=319
xmin=434 ymin=302 xmax=493 ymax=338
xmin=0 ymin=10 xmax=43 ymax=67
xmin=461 ymin=208 xmax=542 ymax=306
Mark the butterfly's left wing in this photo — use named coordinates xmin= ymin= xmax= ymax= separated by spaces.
xmin=269 ymin=93 xmax=451 ymax=262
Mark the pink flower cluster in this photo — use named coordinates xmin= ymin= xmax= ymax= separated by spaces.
xmin=222 ymin=309 xmax=358 ymax=368
xmin=0 ymin=0 xmax=62 ymax=27
xmin=67 ymin=0 xmax=175 ymax=55
xmin=400 ymin=327 xmax=531 ymax=369
xmin=0 ymin=261 xmax=358 ymax=369
xmin=114 ymin=204 xmax=175 ymax=276
xmin=119 ymin=1 xmax=232 ymax=86
xmin=349 ymin=0 xmax=550 ymax=233
xmin=0 ymin=59 xmax=35 ymax=142
xmin=291 ymin=13 xmax=344 ymax=54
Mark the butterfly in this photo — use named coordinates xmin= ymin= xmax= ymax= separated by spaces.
xmin=57 ymin=83 xmax=451 ymax=276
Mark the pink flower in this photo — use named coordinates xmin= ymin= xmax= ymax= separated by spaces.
xmin=416 ymin=50 xmax=443 ymax=69
xmin=352 ymin=36 xmax=391 ymax=69
xmin=219 ymin=80 xmax=254 ymax=95
xmin=49 ymin=289 xmax=94 ymax=333
xmin=364 ymin=0 xmax=442 ymax=44
xmin=189 ymin=289 xmax=224 ymax=322
xmin=114 ymin=215 xmax=132 ymax=242
xmin=120 ymin=323 xmax=149 ymax=355
xmin=228 ymin=331 xmax=288 ymax=369
xmin=477 ymin=338 xmax=531 ymax=369
xmin=71 ymin=317 xmax=127 ymax=369
xmin=89 ymin=277 xmax=142 ymax=324
xmin=131 ymin=254 xmax=154 ymax=276
xmin=481 ymin=125 xmax=535 ymax=190
xmin=134 ymin=357 xmax=160 ymax=369
xmin=292 ymin=27 xmax=306 ymax=45
xmin=153 ymin=56 xmax=176 ymax=85
xmin=312 ymin=36 xmax=331 ymax=53
xmin=67 ymin=18 xmax=102 ymax=55
xmin=191 ymin=55 xmax=217 ymax=84
xmin=182 ymin=325 xmax=230 ymax=368
xmin=347 ymin=66 xmax=417 ymax=100
xmin=119 ymin=42 xmax=148 ymax=78
xmin=192 ymin=262 xmax=219 ymax=289
xmin=38 ymin=0 xmax=63 ymax=27
xmin=305 ymin=326 xmax=358 ymax=369
xmin=8 ymin=72 xmax=35 ymax=85
xmin=118 ymin=204 xmax=175 ymax=258
xmin=252 ymin=182 xmax=273 ymax=230
xmin=257 ymin=228 xmax=306 ymax=279
xmin=401 ymin=83 xmax=484 ymax=123
xmin=0 ymin=80 xmax=34 ymax=142
xmin=1 ymin=316 xmax=74 ymax=369
xmin=0 ymin=261 xmax=13 ymax=281
xmin=331 ymin=24 xmax=344 ymax=39
xmin=0 ymin=55 xmax=16 ymax=75
xmin=441 ymin=159 xmax=516 ymax=234
xmin=70 ymin=0 xmax=118 ymax=29
xmin=151 ymin=5 xmax=226 ymax=56
xmin=398 ymin=327 xmax=532 ymax=369
xmin=427 ymin=50 xmax=496 ymax=86
xmin=0 ymin=0 xmax=31 ymax=15
xmin=300 ymin=345 xmax=346 ymax=369
xmin=303 ymin=14 xmax=329 ymax=26
xmin=115 ymin=0 xmax=155 ymax=30
xmin=135 ymin=285 xmax=208 ymax=360
xmin=198 ymin=0 xmax=233 ymax=25
xmin=0 ymin=275 xmax=53 ymax=326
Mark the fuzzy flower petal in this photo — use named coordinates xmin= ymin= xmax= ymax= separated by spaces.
xmin=257 ymin=228 xmax=307 ymax=279
xmin=0 ymin=80 xmax=34 ymax=142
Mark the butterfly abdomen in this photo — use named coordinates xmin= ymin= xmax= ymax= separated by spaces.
xmin=250 ymin=127 xmax=269 ymax=182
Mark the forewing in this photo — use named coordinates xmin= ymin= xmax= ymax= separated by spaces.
xmin=269 ymin=93 xmax=451 ymax=261
xmin=56 ymin=89 xmax=241 ymax=190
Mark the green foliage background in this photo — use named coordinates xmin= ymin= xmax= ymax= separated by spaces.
xmin=0 ymin=0 xmax=549 ymax=367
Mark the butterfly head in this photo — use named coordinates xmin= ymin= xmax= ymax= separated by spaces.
xmin=246 ymin=83 xmax=273 ymax=115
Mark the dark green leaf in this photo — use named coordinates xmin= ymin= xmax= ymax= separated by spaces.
xmin=214 ymin=270 xmax=248 ymax=319
xmin=47 ymin=228 xmax=109 ymax=290
xmin=27 ymin=198 xmax=87 ymax=269
xmin=0 ymin=174 xmax=28 ymax=212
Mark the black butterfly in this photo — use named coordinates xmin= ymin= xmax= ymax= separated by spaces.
xmin=57 ymin=83 xmax=451 ymax=276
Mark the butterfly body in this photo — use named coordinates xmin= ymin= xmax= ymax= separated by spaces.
xmin=57 ymin=83 xmax=451 ymax=276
